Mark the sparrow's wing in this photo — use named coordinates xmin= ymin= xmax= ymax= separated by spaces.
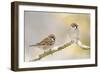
xmin=37 ymin=37 xmax=54 ymax=46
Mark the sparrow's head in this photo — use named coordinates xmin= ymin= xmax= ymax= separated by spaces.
xmin=71 ymin=23 xmax=78 ymax=30
xmin=48 ymin=34 xmax=55 ymax=41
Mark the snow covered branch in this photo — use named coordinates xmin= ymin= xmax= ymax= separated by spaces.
xmin=30 ymin=40 xmax=90 ymax=61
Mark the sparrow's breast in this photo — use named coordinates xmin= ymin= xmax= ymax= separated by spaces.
xmin=69 ymin=28 xmax=79 ymax=40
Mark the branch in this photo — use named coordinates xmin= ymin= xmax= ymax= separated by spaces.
xmin=30 ymin=40 xmax=90 ymax=61
xmin=77 ymin=40 xmax=90 ymax=50
xmin=30 ymin=41 xmax=73 ymax=61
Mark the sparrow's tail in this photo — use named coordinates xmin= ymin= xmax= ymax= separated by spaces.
xmin=29 ymin=44 xmax=37 ymax=47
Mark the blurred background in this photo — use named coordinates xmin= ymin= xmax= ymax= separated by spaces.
xmin=24 ymin=11 xmax=90 ymax=62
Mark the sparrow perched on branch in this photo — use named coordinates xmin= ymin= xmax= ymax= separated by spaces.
xmin=30 ymin=34 xmax=55 ymax=53
xmin=69 ymin=23 xmax=90 ymax=49
xmin=69 ymin=23 xmax=79 ymax=43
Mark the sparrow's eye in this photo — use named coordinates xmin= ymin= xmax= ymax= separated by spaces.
xmin=50 ymin=36 xmax=54 ymax=40
xmin=52 ymin=37 xmax=55 ymax=41
xmin=71 ymin=23 xmax=78 ymax=29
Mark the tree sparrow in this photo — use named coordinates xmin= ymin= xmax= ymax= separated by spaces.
xmin=30 ymin=34 xmax=55 ymax=53
xmin=69 ymin=23 xmax=90 ymax=49
xmin=69 ymin=23 xmax=79 ymax=43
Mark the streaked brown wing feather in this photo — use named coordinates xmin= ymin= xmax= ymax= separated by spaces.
xmin=37 ymin=37 xmax=53 ymax=46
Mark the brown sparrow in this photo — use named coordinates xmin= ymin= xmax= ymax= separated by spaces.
xmin=30 ymin=34 xmax=55 ymax=53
